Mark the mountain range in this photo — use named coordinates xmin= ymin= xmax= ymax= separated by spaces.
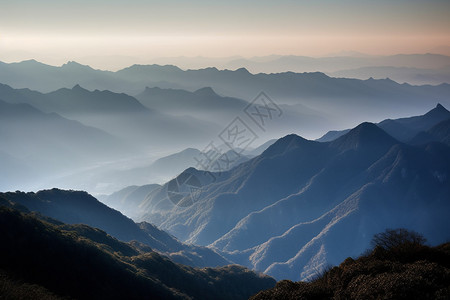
xmin=132 ymin=53 xmax=450 ymax=85
xmin=1 ymin=79 xmax=328 ymax=194
xmin=1 ymin=57 xmax=450 ymax=288
xmin=318 ymin=103 xmax=450 ymax=143
xmin=223 ymin=53 xmax=450 ymax=75
xmin=0 ymin=82 xmax=218 ymax=149
xmin=1 ymin=60 xmax=449 ymax=127
xmin=329 ymin=65 xmax=450 ymax=86
xmin=133 ymin=105 xmax=450 ymax=281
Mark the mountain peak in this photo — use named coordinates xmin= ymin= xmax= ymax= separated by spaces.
xmin=262 ymin=134 xmax=311 ymax=157
xmin=235 ymin=67 xmax=250 ymax=74
xmin=62 ymin=61 xmax=87 ymax=68
xmin=194 ymin=87 xmax=217 ymax=97
xmin=435 ymin=103 xmax=448 ymax=112
xmin=331 ymin=122 xmax=397 ymax=152
xmin=17 ymin=59 xmax=49 ymax=68
xmin=72 ymin=84 xmax=84 ymax=91
xmin=21 ymin=59 xmax=39 ymax=64
xmin=424 ymin=103 xmax=450 ymax=119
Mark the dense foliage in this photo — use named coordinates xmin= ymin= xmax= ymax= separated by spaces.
xmin=0 ymin=206 xmax=275 ymax=299
xmin=251 ymin=229 xmax=450 ymax=300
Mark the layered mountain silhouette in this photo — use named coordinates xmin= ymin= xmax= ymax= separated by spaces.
xmin=329 ymin=65 xmax=450 ymax=86
xmin=136 ymin=107 xmax=450 ymax=281
xmin=223 ymin=53 xmax=450 ymax=77
xmin=1 ymin=60 xmax=449 ymax=126
xmin=95 ymin=146 xmax=254 ymax=198
xmin=318 ymin=103 xmax=450 ymax=143
xmin=136 ymin=86 xmax=248 ymax=123
xmin=0 ymin=98 xmax=128 ymax=191
xmin=0 ymin=83 xmax=219 ymax=149
xmin=0 ymin=203 xmax=275 ymax=299
xmin=98 ymin=184 xmax=161 ymax=218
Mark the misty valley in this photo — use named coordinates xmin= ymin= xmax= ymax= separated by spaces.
xmin=1 ymin=56 xmax=450 ymax=299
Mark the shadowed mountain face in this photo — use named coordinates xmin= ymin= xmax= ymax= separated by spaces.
xmin=137 ymin=120 xmax=450 ymax=281
xmin=0 ymin=204 xmax=275 ymax=300
xmin=0 ymin=189 xmax=231 ymax=268
xmin=410 ymin=118 xmax=450 ymax=146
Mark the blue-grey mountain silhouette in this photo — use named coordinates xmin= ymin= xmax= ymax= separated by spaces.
xmin=137 ymin=109 xmax=450 ymax=281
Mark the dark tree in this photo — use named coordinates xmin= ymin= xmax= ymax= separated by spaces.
xmin=371 ymin=228 xmax=426 ymax=250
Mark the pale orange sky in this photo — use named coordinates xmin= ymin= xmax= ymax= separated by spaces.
xmin=1 ymin=0 xmax=449 ymax=70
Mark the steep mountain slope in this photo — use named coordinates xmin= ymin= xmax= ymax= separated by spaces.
xmin=316 ymin=129 xmax=351 ymax=142
xmin=0 ymin=205 xmax=275 ymax=300
xmin=378 ymin=103 xmax=450 ymax=140
xmin=99 ymin=184 xmax=161 ymax=218
xmin=318 ymin=103 xmax=450 ymax=142
xmin=95 ymin=146 xmax=254 ymax=201
xmin=138 ymin=122 xmax=450 ymax=281
xmin=0 ymin=189 xmax=230 ymax=268
xmin=410 ymin=118 xmax=450 ymax=146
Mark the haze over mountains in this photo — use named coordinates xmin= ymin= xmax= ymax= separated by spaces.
xmin=1 ymin=54 xmax=450 ymax=296
xmin=131 ymin=105 xmax=450 ymax=281
xmin=10 ymin=56 xmax=450 ymax=194
xmin=1 ymin=58 xmax=449 ymax=124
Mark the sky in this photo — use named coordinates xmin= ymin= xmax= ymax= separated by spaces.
xmin=1 ymin=0 xmax=450 ymax=70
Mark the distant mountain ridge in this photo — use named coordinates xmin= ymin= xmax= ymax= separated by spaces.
xmin=317 ymin=103 xmax=450 ymax=143
xmin=329 ymin=65 xmax=450 ymax=86
xmin=0 ymin=82 xmax=219 ymax=148
xmin=136 ymin=86 xmax=248 ymax=123
xmin=0 ymin=98 xmax=129 ymax=191
xmin=223 ymin=53 xmax=450 ymax=75
xmin=1 ymin=59 xmax=449 ymax=124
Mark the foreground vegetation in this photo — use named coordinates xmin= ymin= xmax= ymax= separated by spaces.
xmin=0 ymin=202 xmax=274 ymax=299
xmin=251 ymin=229 xmax=450 ymax=299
